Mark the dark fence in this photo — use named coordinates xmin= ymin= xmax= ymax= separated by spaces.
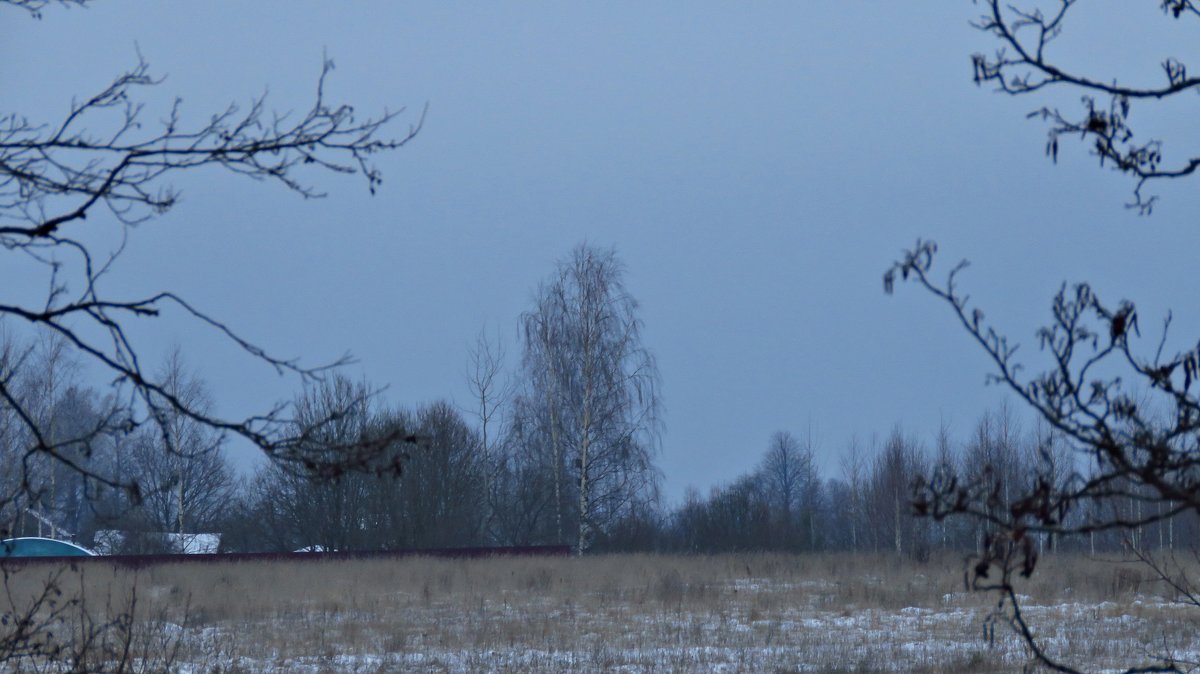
xmin=0 ymin=545 xmax=572 ymax=569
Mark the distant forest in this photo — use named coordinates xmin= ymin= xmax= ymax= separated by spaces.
xmin=2 ymin=245 xmax=1191 ymax=558
xmin=5 ymin=346 xmax=1189 ymax=558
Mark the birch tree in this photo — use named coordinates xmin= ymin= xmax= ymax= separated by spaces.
xmin=519 ymin=244 xmax=662 ymax=554
xmin=464 ymin=327 xmax=512 ymax=543
xmin=759 ymin=430 xmax=821 ymax=549
xmin=838 ymin=435 xmax=868 ymax=552
xmin=125 ymin=350 xmax=233 ymax=536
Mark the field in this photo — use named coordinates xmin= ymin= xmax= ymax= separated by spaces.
xmin=1 ymin=552 xmax=1196 ymax=673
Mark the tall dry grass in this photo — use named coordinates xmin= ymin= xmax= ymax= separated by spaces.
xmin=1 ymin=551 xmax=1194 ymax=672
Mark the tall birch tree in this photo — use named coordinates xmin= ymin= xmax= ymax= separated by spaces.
xmin=520 ymin=244 xmax=662 ymax=554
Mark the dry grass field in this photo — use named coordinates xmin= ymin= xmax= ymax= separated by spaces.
xmin=2 ymin=552 xmax=1197 ymax=673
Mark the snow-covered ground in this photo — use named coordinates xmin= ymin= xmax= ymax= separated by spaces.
xmin=7 ymin=553 xmax=1195 ymax=672
xmin=133 ymin=554 xmax=1197 ymax=673
xmin=171 ymin=592 xmax=1192 ymax=673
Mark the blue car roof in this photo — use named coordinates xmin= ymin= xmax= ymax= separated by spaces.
xmin=0 ymin=537 xmax=95 ymax=557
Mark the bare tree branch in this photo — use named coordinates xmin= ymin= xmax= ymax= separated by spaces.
xmin=888 ymin=240 xmax=1200 ymax=672
xmin=971 ymin=0 xmax=1200 ymax=212
xmin=0 ymin=0 xmax=88 ymax=19
xmin=0 ymin=4 xmax=422 ymax=525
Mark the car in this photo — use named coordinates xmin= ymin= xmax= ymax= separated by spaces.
xmin=0 ymin=537 xmax=96 ymax=558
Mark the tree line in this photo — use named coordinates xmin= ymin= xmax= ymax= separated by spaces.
xmin=0 ymin=244 xmax=663 ymax=555
xmin=4 ymin=246 xmax=1194 ymax=557
xmin=659 ymin=406 xmax=1200 ymax=558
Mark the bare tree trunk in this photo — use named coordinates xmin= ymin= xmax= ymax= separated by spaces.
xmin=168 ymin=355 xmax=186 ymax=535
xmin=41 ymin=335 xmax=65 ymax=538
xmin=850 ymin=496 xmax=858 ymax=551
xmin=1169 ymin=504 xmax=1174 ymax=550
xmin=576 ymin=316 xmax=595 ymax=556
xmin=536 ymin=310 xmax=567 ymax=547
xmin=894 ymin=492 xmax=902 ymax=557
xmin=576 ymin=428 xmax=589 ymax=557
xmin=465 ymin=328 xmax=509 ymax=545
xmin=809 ymin=510 xmax=816 ymax=551
xmin=177 ymin=477 xmax=184 ymax=535
xmin=1158 ymin=501 xmax=1164 ymax=551
xmin=548 ymin=385 xmax=564 ymax=546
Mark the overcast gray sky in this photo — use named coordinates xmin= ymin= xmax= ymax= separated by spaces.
xmin=5 ymin=1 xmax=1198 ymax=504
